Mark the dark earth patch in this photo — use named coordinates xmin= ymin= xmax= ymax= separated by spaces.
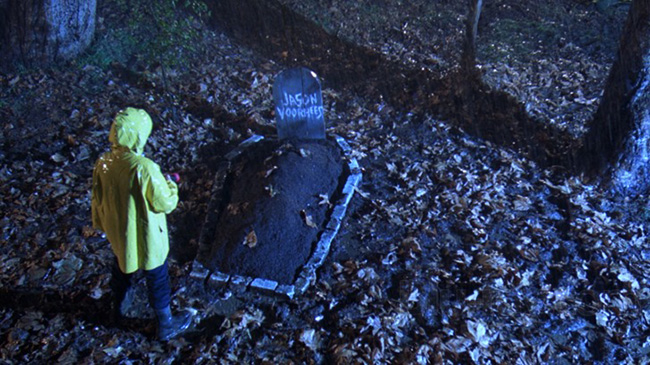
xmin=199 ymin=137 xmax=343 ymax=284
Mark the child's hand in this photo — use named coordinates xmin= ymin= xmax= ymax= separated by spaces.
xmin=166 ymin=173 xmax=180 ymax=183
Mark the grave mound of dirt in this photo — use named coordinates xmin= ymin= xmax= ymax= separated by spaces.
xmin=202 ymin=138 xmax=344 ymax=284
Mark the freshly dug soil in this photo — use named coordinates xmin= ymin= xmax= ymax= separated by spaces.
xmin=203 ymin=138 xmax=344 ymax=284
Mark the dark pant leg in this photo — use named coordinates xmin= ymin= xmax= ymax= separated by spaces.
xmin=110 ymin=259 xmax=133 ymax=307
xmin=144 ymin=261 xmax=171 ymax=311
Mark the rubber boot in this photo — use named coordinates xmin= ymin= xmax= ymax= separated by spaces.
xmin=155 ymin=306 xmax=192 ymax=341
xmin=112 ymin=287 xmax=134 ymax=325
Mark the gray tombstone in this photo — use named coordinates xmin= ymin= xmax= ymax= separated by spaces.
xmin=273 ymin=67 xmax=325 ymax=139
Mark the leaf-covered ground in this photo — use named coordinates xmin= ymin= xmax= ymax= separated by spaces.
xmin=280 ymin=0 xmax=627 ymax=137
xmin=1 ymin=1 xmax=649 ymax=364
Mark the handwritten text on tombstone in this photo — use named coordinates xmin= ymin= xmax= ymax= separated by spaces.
xmin=276 ymin=92 xmax=324 ymax=121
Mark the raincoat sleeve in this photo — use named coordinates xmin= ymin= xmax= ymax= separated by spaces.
xmin=91 ymin=161 xmax=104 ymax=231
xmin=143 ymin=160 xmax=179 ymax=214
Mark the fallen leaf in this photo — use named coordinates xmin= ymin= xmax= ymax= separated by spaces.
xmin=301 ymin=210 xmax=318 ymax=228
xmin=243 ymin=231 xmax=258 ymax=248
xmin=300 ymin=329 xmax=322 ymax=351
xmin=513 ymin=195 xmax=531 ymax=211
xmin=595 ymin=310 xmax=609 ymax=327
xmin=263 ymin=165 xmax=278 ymax=178
xmin=265 ymin=184 xmax=278 ymax=197
xmin=318 ymin=193 xmax=331 ymax=207
xmin=51 ymin=153 xmax=66 ymax=163
xmin=467 ymin=320 xmax=491 ymax=348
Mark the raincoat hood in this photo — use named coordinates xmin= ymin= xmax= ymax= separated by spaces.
xmin=109 ymin=107 xmax=152 ymax=154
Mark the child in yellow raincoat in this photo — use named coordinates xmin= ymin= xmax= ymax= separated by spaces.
xmin=92 ymin=107 xmax=191 ymax=341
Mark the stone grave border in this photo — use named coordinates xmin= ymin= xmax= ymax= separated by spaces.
xmin=189 ymin=134 xmax=362 ymax=299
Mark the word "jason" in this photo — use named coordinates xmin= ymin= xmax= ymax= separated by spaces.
xmin=280 ymin=92 xmax=320 ymax=108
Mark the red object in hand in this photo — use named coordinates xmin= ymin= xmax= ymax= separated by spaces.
xmin=167 ymin=173 xmax=181 ymax=183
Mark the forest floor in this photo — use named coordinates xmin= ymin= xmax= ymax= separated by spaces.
xmin=1 ymin=0 xmax=649 ymax=364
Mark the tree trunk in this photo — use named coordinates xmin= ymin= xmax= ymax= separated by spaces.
xmin=461 ymin=0 xmax=483 ymax=73
xmin=578 ymin=0 xmax=650 ymax=193
xmin=0 ymin=0 xmax=96 ymax=68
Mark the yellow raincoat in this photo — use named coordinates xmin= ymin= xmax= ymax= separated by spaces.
xmin=92 ymin=108 xmax=178 ymax=274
